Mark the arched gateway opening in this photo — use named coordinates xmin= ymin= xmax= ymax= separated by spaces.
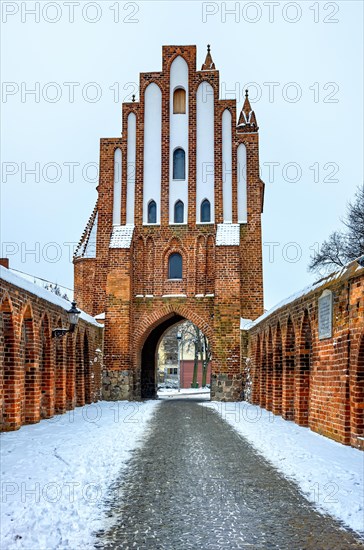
xmin=139 ymin=314 xmax=211 ymax=399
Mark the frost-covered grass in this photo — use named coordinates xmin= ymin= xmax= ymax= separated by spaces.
xmin=0 ymin=400 xmax=159 ymax=550
xmin=200 ymin=400 xmax=364 ymax=536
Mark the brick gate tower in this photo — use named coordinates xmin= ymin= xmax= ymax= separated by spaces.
xmin=74 ymin=45 xmax=265 ymax=401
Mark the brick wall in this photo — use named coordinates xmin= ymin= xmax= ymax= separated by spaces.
xmin=245 ymin=258 xmax=364 ymax=450
xmin=0 ymin=268 xmax=103 ymax=431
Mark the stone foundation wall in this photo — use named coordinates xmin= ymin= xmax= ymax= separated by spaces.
xmin=102 ymin=370 xmax=132 ymax=401
xmin=211 ymin=373 xmax=243 ymax=401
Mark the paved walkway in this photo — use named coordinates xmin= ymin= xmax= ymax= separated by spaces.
xmin=95 ymin=399 xmax=364 ymax=549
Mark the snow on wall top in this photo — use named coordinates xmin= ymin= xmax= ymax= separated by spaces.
xmin=109 ymin=224 xmax=135 ymax=249
xmin=74 ymin=205 xmax=98 ymax=259
xmin=240 ymin=318 xmax=253 ymax=330
xmin=0 ymin=266 xmax=100 ymax=327
xmin=244 ymin=256 xmax=364 ymax=330
xmin=83 ymin=213 xmax=98 ymax=258
xmin=216 ymin=224 xmax=240 ymax=246
xmin=94 ymin=312 xmax=105 ymax=320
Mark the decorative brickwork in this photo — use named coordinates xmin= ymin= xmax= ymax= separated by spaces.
xmin=245 ymin=258 xmax=364 ymax=450
xmin=74 ymin=45 xmax=264 ymax=401
xmin=0 ymin=267 xmax=103 ymax=431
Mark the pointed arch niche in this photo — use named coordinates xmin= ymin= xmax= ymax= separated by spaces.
xmin=196 ymin=81 xmax=214 ymax=223
xmin=126 ymin=112 xmax=136 ymax=224
xmin=169 ymin=56 xmax=189 ymax=224
xmin=143 ymin=82 xmax=162 ymax=224
xmin=222 ymin=109 xmax=232 ymax=222
xmin=113 ymin=148 xmax=122 ymax=225
xmin=237 ymin=143 xmax=247 ymax=223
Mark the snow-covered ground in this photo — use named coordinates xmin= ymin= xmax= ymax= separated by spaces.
xmin=2 ymin=397 xmax=362 ymax=549
xmin=0 ymin=401 xmax=159 ymax=550
xmin=200 ymin=401 xmax=364 ymax=536
xmin=157 ymin=387 xmax=211 ymax=400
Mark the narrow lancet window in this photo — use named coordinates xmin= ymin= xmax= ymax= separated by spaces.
xmin=173 ymin=148 xmax=186 ymax=180
xmin=173 ymin=88 xmax=186 ymax=114
xmin=174 ymin=200 xmax=184 ymax=223
xmin=201 ymin=199 xmax=211 ymax=223
xmin=148 ymin=200 xmax=157 ymax=223
xmin=168 ymin=253 xmax=182 ymax=279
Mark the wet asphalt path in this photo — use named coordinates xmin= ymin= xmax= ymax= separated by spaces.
xmin=95 ymin=399 xmax=363 ymax=550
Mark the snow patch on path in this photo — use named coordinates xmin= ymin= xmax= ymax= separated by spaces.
xmin=157 ymin=387 xmax=211 ymax=400
xmin=200 ymin=401 xmax=364 ymax=536
xmin=0 ymin=400 xmax=159 ymax=550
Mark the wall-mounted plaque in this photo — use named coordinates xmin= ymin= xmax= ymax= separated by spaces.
xmin=318 ymin=289 xmax=333 ymax=340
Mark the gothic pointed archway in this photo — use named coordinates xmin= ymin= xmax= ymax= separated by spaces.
xmin=39 ymin=313 xmax=53 ymax=419
xmin=351 ymin=333 xmax=364 ymax=447
xmin=295 ymin=311 xmax=312 ymax=427
xmin=283 ymin=317 xmax=295 ymax=421
xmin=1 ymin=296 xmax=16 ymax=430
xmin=20 ymin=304 xmax=37 ymax=424
xmin=140 ymin=314 xmax=184 ymax=398
xmin=137 ymin=308 xmax=213 ymax=400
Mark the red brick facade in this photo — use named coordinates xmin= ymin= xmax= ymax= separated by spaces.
xmin=245 ymin=258 xmax=364 ymax=450
xmin=74 ymin=45 xmax=264 ymax=401
xmin=0 ymin=267 xmax=103 ymax=431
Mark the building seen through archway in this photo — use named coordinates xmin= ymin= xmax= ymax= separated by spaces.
xmin=156 ymin=320 xmax=211 ymax=396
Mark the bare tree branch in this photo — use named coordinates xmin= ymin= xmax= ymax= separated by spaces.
xmin=309 ymin=185 xmax=364 ymax=274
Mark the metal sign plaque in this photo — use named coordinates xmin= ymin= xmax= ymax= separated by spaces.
xmin=318 ymin=289 xmax=333 ymax=340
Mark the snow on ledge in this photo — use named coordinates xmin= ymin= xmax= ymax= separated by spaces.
xmin=0 ymin=267 xmax=100 ymax=327
xmin=94 ymin=312 xmax=105 ymax=320
xmin=162 ymin=294 xmax=187 ymax=298
xmin=109 ymin=224 xmax=135 ymax=249
xmin=240 ymin=317 xmax=253 ymax=330
xmin=216 ymin=223 xmax=240 ymax=246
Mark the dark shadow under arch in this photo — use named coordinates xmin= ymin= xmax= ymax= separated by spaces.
xmin=296 ymin=312 xmax=312 ymax=426
xmin=40 ymin=315 xmax=52 ymax=419
xmin=252 ymin=335 xmax=261 ymax=405
xmin=141 ymin=314 xmax=184 ymax=398
xmin=266 ymin=329 xmax=273 ymax=411
xmin=352 ymin=334 xmax=364 ymax=441
xmin=273 ymin=323 xmax=283 ymax=415
xmin=1 ymin=299 xmax=15 ymax=429
xmin=283 ymin=317 xmax=296 ymax=421
xmin=84 ymin=332 xmax=92 ymax=404
xmin=20 ymin=306 xmax=36 ymax=424
xmin=260 ymin=335 xmax=267 ymax=408
xmin=75 ymin=330 xmax=84 ymax=406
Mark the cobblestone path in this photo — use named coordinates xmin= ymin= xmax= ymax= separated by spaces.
xmin=95 ymin=399 xmax=364 ymax=550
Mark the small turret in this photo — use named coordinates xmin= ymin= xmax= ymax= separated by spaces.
xmin=238 ymin=89 xmax=258 ymax=132
xmin=201 ymin=44 xmax=216 ymax=70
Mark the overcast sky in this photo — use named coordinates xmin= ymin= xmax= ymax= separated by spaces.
xmin=1 ymin=0 xmax=363 ymax=310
